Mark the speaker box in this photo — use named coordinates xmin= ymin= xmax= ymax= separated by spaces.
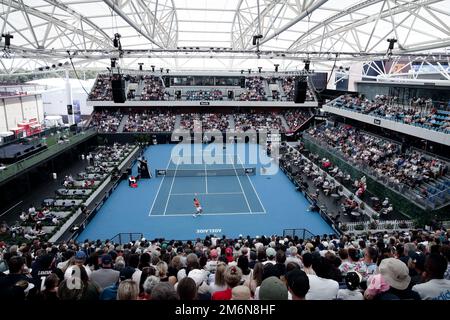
xmin=112 ymin=79 xmax=126 ymax=103
xmin=240 ymin=78 xmax=246 ymax=88
xmin=294 ymin=78 xmax=307 ymax=103
xmin=228 ymin=90 xmax=234 ymax=99
xmin=164 ymin=77 xmax=170 ymax=88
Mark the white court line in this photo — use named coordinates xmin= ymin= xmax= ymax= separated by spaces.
xmin=228 ymin=154 xmax=252 ymax=213
xmin=148 ymin=153 xmax=173 ymax=216
xmin=171 ymin=192 xmax=243 ymax=196
xmin=237 ymin=154 xmax=267 ymax=214
xmin=163 ymin=157 xmax=180 ymax=216
xmin=150 ymin=211 xmax=266 ymax=217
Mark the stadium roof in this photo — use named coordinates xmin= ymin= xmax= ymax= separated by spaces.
xmin=1 ymin=0 xmax=450 ymax=73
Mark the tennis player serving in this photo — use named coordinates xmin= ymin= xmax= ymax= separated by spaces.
xmin=193 ymin=196 xmax=203 ymax=217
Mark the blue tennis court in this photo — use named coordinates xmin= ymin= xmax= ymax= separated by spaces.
xmin=149 ymin=151 xmax=265 ymax=216
xmin=77 ymin=143 xmax=335 ymax=240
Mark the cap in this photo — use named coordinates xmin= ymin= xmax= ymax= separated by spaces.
xmin=379 ymin=258 xmax=411 ymax=290
xmin=266 ymin=247 xmax=276 ymax=258
xmin=101 ymin=254 xmax=112 ymax=265
xmin=188 ymin=269 xmax=205 ymax=287
xmin=119 ymin=266 xmax=135 ymax=281
xmin=259 ymin=276 xmax=288 ymax=300
xmin=75 ymin=251 xmax=86 ymax=260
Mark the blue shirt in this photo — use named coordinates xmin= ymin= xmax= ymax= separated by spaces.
xmin=100 ymin=283 xmax=118 ymax=300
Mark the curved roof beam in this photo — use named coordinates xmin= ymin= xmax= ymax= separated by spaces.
xmin=288 ymin=0 xmax=443 ymax=52
xmin=288 ymin=0 xmax=385 ymax=51
xmin=102 ymin=0 xmax=177 ymax=49
xmin=135 ymin=0 xmax=178 ymax=49
xmin=232 ymin=0 xmax=328 ymax=50
xmin=231 ymin=0 xmax=282 ymax=50
xmin=0 ymin=0 xmax=113 ymax=49
xmin=255 ymin=0 xmax=328 ymax=48
xmin=43 ymin=0 xmax=112 ymax=44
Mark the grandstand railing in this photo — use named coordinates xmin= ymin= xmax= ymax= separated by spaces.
xmin=340 ymin=220 xmax=414 ymax=234
xmin=302 ymin=133 xmax=449 ymax=211
xmin=110 ymin=233 xmax=144 ymax=244
xmin=283 ymin=228 xmax=316 ymax=239
xmin=0 ymin=127 xmax=97 ymax=185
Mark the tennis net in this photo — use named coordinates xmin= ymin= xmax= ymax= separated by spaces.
xmin=155 ymin=167 xmax=256 ymax=177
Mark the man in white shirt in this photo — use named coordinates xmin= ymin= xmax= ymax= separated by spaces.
xmin=306 ymin=256 xmax=339 ymax=300
xmin=412 ymin=254 xmax=450 ymax=300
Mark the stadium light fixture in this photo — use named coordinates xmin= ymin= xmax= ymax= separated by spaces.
xmin=113 ymin=33 xmax=121 ymax=48
xmin=304 ymin=60 xmax=310 ymax=72
xmin=1 ymin=32 xmax=13 ymax=49
xmin=387 ymin=38 xmax=397 ymax=50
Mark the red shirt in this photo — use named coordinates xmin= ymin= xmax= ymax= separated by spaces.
xmin=194 ymin=199 xmax=201 ymax=207
xmin=212 ymin=288 xmax=232 ymax=300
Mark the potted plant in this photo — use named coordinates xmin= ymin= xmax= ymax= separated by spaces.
xmin=369 ymin=221 xmax=378 ymax=230
xmin=340 ymin=224 xmax=348 ymax=232
xmin=385 ymin=223 xmax=394 ymax=230
xmin=355 ymin=224 xmax=365 ymax=231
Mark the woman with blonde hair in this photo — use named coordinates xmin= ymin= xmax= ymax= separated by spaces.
xmin=209 ymin=262 xmax=227 ymax=294
xmin=117 ymin=280 xmax=139 ymax=300
xmin=212 ymin=265 xmax=242 ymax=300
xmin=156 ymin=261 xmax=169 ymax=282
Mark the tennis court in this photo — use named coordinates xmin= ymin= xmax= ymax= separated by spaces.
xmin=149 ymin=152 xmax=265 ymax=216
xmin=77 ymin=143 xmax=335 ymax=240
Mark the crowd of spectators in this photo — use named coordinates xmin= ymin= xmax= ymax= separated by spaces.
xmin=307 ymin=124 xmax=449 ymax=200
xmin=0 ymin=143 xmax=133 ymax=243
xmin=123 ymin=110 xmax=176 ymax=133
xmin=332 ymin=95 xmax=450 ymax=133
xmin=280 ymin=146 xmax=369 ymax=221
xmin=91 ymin=110 xmax=123 ymax=133
xmin=282 ymin=109 xmax=312 ymax=132
xmin=282 ymin=77 xmax=295 ymax=101
xmin=239 ymin=77 xmax=267 ymax=101
xmin=87 ymin=73 xmax=319 ymax=102
xmin=88 ymin=74 xmax=115 ymax=101
xmin=234 ymin=112 xmax=284 ymax=132
xmin=201 ymin=113 xmax=229 ymax=131
xmin=140 ymin=76 xmax=166 ymax=101
xmin=179 ymin=113 xmax=197 ymax=131
xmin=186 ymin=90 xmax=223 ymax=101
xmin=0 ymin=229 xmax=449 ymax=300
